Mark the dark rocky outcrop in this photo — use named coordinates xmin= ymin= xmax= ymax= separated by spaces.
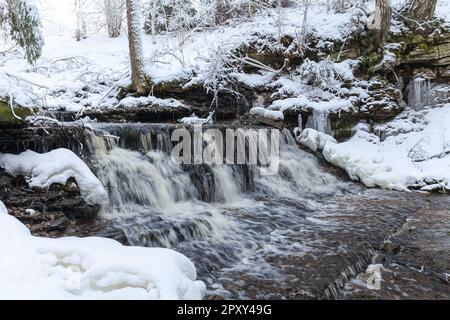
xmin=0 ymin=125 xmax=86 ymax=155
xmin=0 ymin=169 xmax=126 ymax=242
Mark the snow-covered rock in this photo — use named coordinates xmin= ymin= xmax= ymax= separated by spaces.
xmin=0 ymin=200 xmax=205 ymax=300
xmin=298 ymin=128 xmax=337 ymax=152
xmin=318 ymin=105 xmax=450 ymax=192
xmin=0 ymin=149 xmax=108 ymax=205
xmin=179 ymin=112 xmax=213 ymax=125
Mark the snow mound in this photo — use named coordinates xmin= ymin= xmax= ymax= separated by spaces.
xmin=303 ymin=105 xmax=450 ymax=192
xmin=119 ymin=96 xmax=184 ymax=108
xmin=0 ymin=149 xmax=108 ymax=205
xmin=250 ymin=107 xmax=284 ymax=121
xmin=179 ymin=112 xmax=213 ymax=125
xmin=0 ymin=200 xmax=206 ymax=300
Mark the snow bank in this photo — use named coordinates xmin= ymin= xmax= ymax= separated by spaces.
xmin=230 ymin=72 xmax=272 ymax=88
xmin=0 ymin=72 xmax=35 ymax=107
xmin=119 ymin=96 xmax=184 ymax=109
xmin=0 ymin=200 xmax=206 ymax=300
xmin=298 ymin=128 xmax=337 ymax=152
xmin=179 ymin=112 xmax=213 ymax=125
xmin=0 ymin=149 xmax=108 ymax=205
xmin=303 ymin=105 xmax=450 ymax=192
xmin=270 ymin=96 xmax=354 ymax=113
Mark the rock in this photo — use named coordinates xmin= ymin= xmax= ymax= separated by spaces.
xmin=0 ymin=125 xmax=86 ymax=155
xmin=66 ymin=177 xmax=81 ymax=194
xmin=254 ymin=115 xmax=285 ymax=129
xmin=206 ymin=294 xmax=225 ymax=300
xmin=0 ymin=169 xmax=103 ymax=238
xmin=0 ymin=101 xmax=33 ymax=128
xmin=400 ymin=33 xmax=450 ymax=68
xmin=60 ymin=199 xmax=100 ymax=221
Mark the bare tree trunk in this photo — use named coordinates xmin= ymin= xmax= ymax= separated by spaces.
xmin=368 ymin=0 xmax=392 ymax=49
xmin=214 ymin=0 xmax=231 ymax=25
xmin=126 ymin=0 xmax=151 ymax=95
xmin=81 ymin=17 xmax=88 ymax=39
xmin=105 ymin=0 xmax=125 ymax=38
xmin=75 ymin=0 xmax=81 ymax=41
xmin=75 ymin=0 xmax=87 ymax=40
xmin=300 ymin=0 xmax=311 ymax=41
xmin=403 ymin=0 xmax=437 ymax=22
xmin=151 ymin=0 xmax=156 ymax=35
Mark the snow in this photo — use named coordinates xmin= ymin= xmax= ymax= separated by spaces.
xmin=230 ymin=72 xmax=273 ymax=88
xmin=436 ymin=0 xmax=450 ymax=22
xmin=0 ymin=200 xmax=206 ymax=300
xmin=269 ymin=96 xmax=354 ymax=113
xmin=255 ymin=57 xmax=360 ymax=116
xmin=1 ymin=1 xmax=449 ymax=113
xmin=250 ymin=107 xmax=284 ymax=121
xmin=0 ymin=149 xmax=108 ymax=205
xmin=179 ymin=112 xmax=213 ymax=125
xmin=302 ymin=105 xmax=450 ymax=192
xmin=298 ymin=128 xmax=337 ymax=153
xmin=119 ymin=96 xmax=184 ymax=108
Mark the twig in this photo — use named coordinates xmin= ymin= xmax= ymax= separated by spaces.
xmin=8 ymin=94 xmax=22 ymax=121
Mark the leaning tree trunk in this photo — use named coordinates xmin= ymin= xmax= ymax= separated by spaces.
xmin=368 ymin=0 xmax=392 ymax=49
xmin=126 ymin=0 xmax=151 ymax=95
xmin=404 ymin=0 xmax=437 ymax=22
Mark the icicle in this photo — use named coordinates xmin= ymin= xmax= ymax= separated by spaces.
xmin=409 ymin=77 xmax=432 ymax=111
xmin=306 ymin=110 xmax=332 ymax=135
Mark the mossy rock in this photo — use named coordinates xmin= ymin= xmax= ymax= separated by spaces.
xmin=0 ymin=101 xmax=33 ymax=127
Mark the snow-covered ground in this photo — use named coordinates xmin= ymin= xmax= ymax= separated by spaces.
xmin=299 ymin=104 xmax=450 ymax=192
xmin=0 ymin=171 xmax=205 ymax=299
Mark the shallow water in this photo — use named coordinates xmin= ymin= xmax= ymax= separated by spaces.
xmin=85 ymin=123 xmax=446 ymax=299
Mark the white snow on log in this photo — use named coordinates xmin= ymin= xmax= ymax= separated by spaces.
xmin=119 ymin=96 xmax=184 ymax=108
xmin=269 ymin=96 xmax=354 ymax=113
xmin=250 ymin=107 xmax=284 ymax=121
xmin=0 ymin=149 xmax=108 ymax=205
xmin=0 ymin=200 xmax=206 ymax=300
xmin=179 ymin=112 xmax=213 ymax=125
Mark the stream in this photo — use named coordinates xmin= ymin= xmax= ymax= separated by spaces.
xmin=73 ymin=122 xmax=450 ymax=299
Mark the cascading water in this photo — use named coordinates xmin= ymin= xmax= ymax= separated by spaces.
xmin=79 ymin=123 xmax=423 ymax=299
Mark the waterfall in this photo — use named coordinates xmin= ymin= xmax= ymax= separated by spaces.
xmin=83 ymin=124 xmax=339 ymax=210
xmin=95 ymin=148 xmax=197 ymax=209
xmin=408 ymin=77 xmax=431 ymax=111
xmin=80 ymin=123 xmax=347 ymax=297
